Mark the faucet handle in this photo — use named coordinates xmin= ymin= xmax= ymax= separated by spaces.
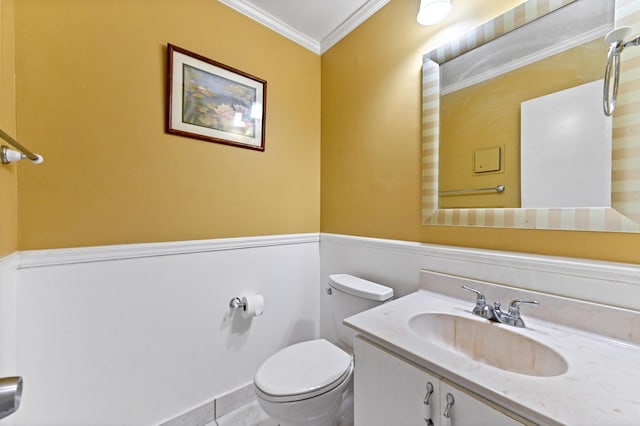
xmin=462 ymin=286 xmax=486 ymax=302
xmin=507 ymin=300 xmax=539 ymax=327
xmin=462 ymin=286 xmax=486 ymax=315
xmin=508 ymin=299 xmax=539 ymax=315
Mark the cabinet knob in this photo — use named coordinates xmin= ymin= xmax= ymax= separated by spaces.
xmin=443 ymin=392 xmax=455 ymax=419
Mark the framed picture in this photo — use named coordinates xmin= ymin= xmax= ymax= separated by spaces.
xmin=166 ymin=44 xmax=266 ymax=151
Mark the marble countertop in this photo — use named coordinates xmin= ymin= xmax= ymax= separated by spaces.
xmin=345 ymin=289 xmax=640 ymax=425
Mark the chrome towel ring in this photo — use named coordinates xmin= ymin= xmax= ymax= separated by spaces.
xmin=603 ymin=27 xmax=640 ymax=117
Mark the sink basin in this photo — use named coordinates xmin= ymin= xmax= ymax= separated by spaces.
xmin=408 ymin=313 xmax=568 ymax=377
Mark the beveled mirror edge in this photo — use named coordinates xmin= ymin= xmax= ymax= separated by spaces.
xmin=425 ymin=0 xmax=576 ymax=64
xmin=421 ymin=0 xmax=640 ymax=232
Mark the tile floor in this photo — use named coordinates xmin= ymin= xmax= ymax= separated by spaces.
xmin=214 ymin=401 xmax=277 ymax=426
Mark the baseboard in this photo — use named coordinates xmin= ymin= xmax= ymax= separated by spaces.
xmin=157 ymin=398 xmax=216 ymax=426
xmin=158 ymin=382 xmax=256 ymax=426
xmin=214 ymin=382 xmax=256 ymax=419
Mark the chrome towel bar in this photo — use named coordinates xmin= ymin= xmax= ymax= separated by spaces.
xmin=439 ymin=185 xmax=505 ymax=196
xmin=0 ymin=128 xmax=43 ymax=164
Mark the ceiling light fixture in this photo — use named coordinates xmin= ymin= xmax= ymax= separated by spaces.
xmin=417 ymin=0 xmax=452 ymax=25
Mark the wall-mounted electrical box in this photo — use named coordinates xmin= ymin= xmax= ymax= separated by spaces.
xmin=473 ymin=146 xmax=502 ymax=174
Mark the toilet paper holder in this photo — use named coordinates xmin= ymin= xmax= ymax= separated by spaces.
xmin=229 ymin=295 xmax=264 ymax=318
xmin=229 ymin=297 xmax=246 ymax=310
xmin=0 ymin=376 xmax=23 ymax=420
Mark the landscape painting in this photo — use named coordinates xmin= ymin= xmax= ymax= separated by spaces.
xmin=167 ymin=44 xmax=266 ymax=151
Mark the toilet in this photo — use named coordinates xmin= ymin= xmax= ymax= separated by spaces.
xmin=254 ymin=274 xmax=393 ymax=426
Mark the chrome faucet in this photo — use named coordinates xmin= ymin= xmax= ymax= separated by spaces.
xmin=462 ymin=286 xmax=539 ymax=328
xmin=461 ymin=286 xmax=494 ymax=319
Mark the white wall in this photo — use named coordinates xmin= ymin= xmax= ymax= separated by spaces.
xmin=4 ymin=232 xmax=640 ymax=425
xmin=319 ymin=233 xmax=640 ymax=343
xmin=0 ymin=253 xmax=18 ymax=378
xmin=4 ymin=234 xmax=319 ymax=426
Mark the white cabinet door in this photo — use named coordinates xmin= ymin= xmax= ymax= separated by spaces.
xmin=354 ymin=336 xmax=441 ymax=426
xmin=354 ymin=337 xmax=530 ymax=426
xmin=439 ymin=381 xmax=525 ymax=426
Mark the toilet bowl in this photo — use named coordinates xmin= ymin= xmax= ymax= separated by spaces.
xmin=255 ymin=339 xmax=353 ymax=426
xmin=254 ymin=274 xmax=393 ymax=426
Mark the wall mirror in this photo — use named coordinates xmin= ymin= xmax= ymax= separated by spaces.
xmin=421 ymin=0 xmax=640 ymax=232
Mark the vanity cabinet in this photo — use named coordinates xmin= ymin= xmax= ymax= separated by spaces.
xmin=354 ymin=336 xmax=529 ymax=426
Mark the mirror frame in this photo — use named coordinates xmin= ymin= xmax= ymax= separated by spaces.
xmin=421 ymin=0 xmax=640 ymax=232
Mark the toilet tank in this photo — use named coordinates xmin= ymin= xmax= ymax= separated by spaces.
xmin=328 ymin=274 xmax=393 ymax=349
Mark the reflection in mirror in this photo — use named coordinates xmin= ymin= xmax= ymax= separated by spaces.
xmin=421 ymin=0 xmax=640 ymax=232
xmin=440 ymin=40 xmax=608 ymax=209
xmin=438 ymin=0 xmax=612 ymax=209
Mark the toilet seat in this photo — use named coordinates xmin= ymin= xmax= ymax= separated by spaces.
xmin=254 ymin=339 xmax=353 ymax=403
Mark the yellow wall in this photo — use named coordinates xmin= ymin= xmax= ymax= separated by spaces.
xmin=439 ymin=38 xmax=605 ymax=209
xmin=0 ymin=0 xmax=17 ymax=257
xmin=14 ymin=0 xmax=321 ymax=250
xmin=321 ymin=0 xmax=640 ymax=264
xmin=9 ymin=0 xmax=640 ymax=264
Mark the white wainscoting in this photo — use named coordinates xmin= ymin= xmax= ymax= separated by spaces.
xmin=4 ymin=232 xmax=640 ymax=425
xmin=5 ymin=234 xmax=319 ymax=426
xmin=319 ymin=233 xmax=640 ymax=343
xmin=0 ymin=253 xmax=18 ymax=380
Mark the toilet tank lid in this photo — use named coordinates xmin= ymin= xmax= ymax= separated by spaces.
xmin=328 ymin=274 xmax=393 ymax=301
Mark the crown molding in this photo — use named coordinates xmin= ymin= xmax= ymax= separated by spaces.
xmin=218 ymin=0 xmax=321 ymax=54
xmin=218 ymin=0 xmax=390 ymax=55
xmin=320 ymin=0 xmax=390 ymax=54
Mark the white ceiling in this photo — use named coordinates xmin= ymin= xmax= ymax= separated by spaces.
xmin=218 ymin=0 xmax=391 ymax=55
